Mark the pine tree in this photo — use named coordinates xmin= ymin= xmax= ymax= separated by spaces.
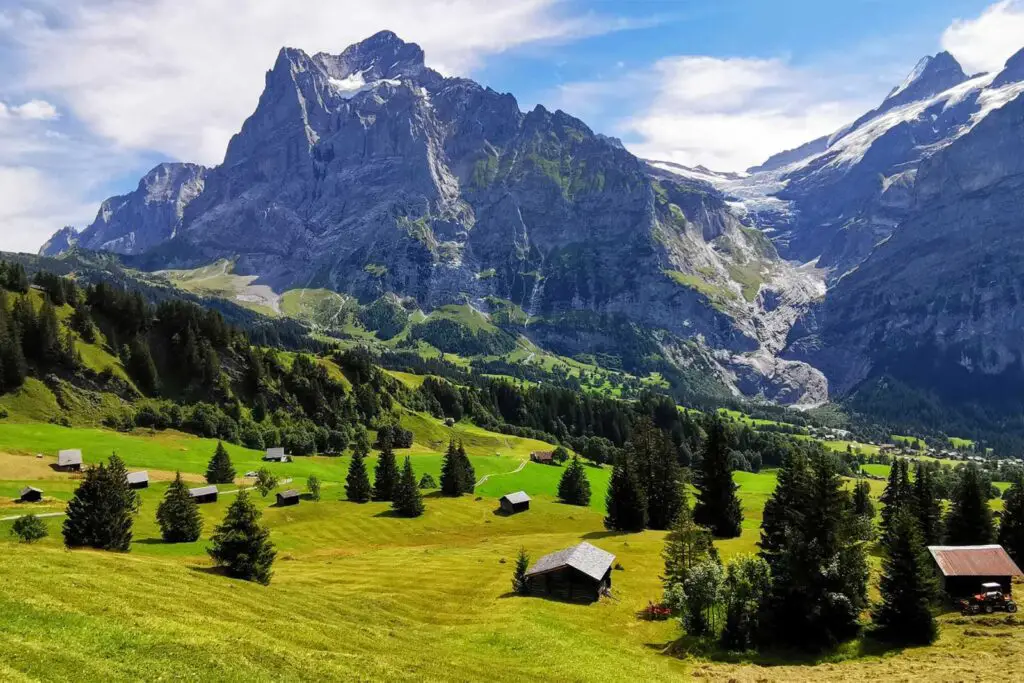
xmin=693 ymin=416 xmax=743 ymax=538
xmin=345 ymin=448 xmax=373 ymax=502
xmin=205 ymin=442 xmax=236 ymax=484
xmin=456 ymin=442 xmax=476 ymax=494
xmin=558 ymin=456 xmax=592 ymax=506
xmin=36 ymin=299 xmax=62 ymax=368
xmin=945 ymin=463 xmax=995 ymax=545
xmin=373 ymin=441 xmax=399 ymax=502
xmin=207 ymin=489 xmax=276 ymax=584
xmin=631 ymin=417 xmax=683 ymax=530
xmin=62 ymin=454 xmax=138 ymax=551
xmin=872 ymin=507 xmax=938 ymax=645
xmin=156 ymin=472 xmax=203 ymax=543
xmin=604 ymin=451 xmax=647 ymax=532
xmin=880 ymin=459 xmax=912 ymax=540
xmin=127 ymin=336 xmax=160 ymax=394
xmin=512 ymin=547 xmax=530 ymax=595
xmin=911 ymin=462 xmax=943 ymax=545
xmin=999 ymin=478 xmax=1024 ymax=568
xmin=439 ymin=440 xmax=462 ymax=496
xmin=852 ymin=479 xmax=875 ymax=519
xmin=392 ymin=457 xmax=424 ymax=518
xmin=662 ymin=493 xmax=719 ymax=590
xmin=418 ymin=473 xmax=437 ymax=489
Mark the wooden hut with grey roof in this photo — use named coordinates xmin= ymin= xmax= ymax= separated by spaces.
xmin=524 ymin=542 xmax=615 ymax=602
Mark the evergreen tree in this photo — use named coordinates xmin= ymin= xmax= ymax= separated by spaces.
xmin=557 ymin=456 xmax=592 ymax=506
xmin=604 ymin=451 xmax=647 ymax=532
xmin=456 ymin=441 xmax=476 ymax=494
xmin=36 ymin=299 xmax=62 ymax=368
xmin=373 ymin=441 xmax=399 ymax=502
xmin=852 ymin=479 xmax=875 ymax=519
xmin=872 ymin=507 xmax=938 ymax=645
xmin=662 ymin=493 xmax=719 ymax=590
xmin=127 ymin=336 xmax=160 ymax=394
xmin=207 ymin=489 xmax=276 ymax=585
xmin=439 ymin=440 xmax=462 ymax=496
xmin=512 ymin=547 xmax=530 ymax=595
xmin=156 ymin=472 xmax=203 ymax=543
xmin=205 ymin=442 xmax=236 ymax=484
xmin=631 ymin=417 xmax=683 ymax=530
xmin=345 ymin=447 xmax=373 ymax=502
xmin=880 ymin=459 xmax=912 ymax=540
xmin=418 ymin=473 xmax=437 ymax=489
xmin=945 ymin=463 xmax=995 ymax=545
xmin=693 ymin=416 xmax=743 ymax=537
xmin=392 ymin=457 xmax=424 ymax=517
xmin=0 ymin=292 xmax=27 ymax=391
xmin=62 ymin=454 xmax=138 ymax=551
xmin=911 ymin=462 xmax=943 ymax=545
xmin=998 ymin=478 xmax=1024 ymax=568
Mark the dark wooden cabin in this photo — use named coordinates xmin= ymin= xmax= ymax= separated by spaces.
xmin=189 ymin=485 xmax=218 ymax=504
xmin=530 ymin=451 xmax=554 ymax=464
xmin=499 ymin=491 xmax=531 ymax=514
xmin=928 ymin=544 xmax=1024 ymax=596
xmin=126 ymin=471 xmax=150 ymax=490
xmin=56 ymin=449 xmax=83 ymax=472
xmin=524 ymin=542 xmax=615 ymax=603
xmin=276 ymin=489 xmax=300 ymax=506
xmin=18 ymin=486 xmax=43 ymax=503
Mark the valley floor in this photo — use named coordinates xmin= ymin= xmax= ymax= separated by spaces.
xmin=0 ymin=425 xmax=1021 ymax=681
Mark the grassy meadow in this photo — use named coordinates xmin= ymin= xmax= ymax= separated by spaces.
xmin=1 ymin=415 xmax=1023 ymax=681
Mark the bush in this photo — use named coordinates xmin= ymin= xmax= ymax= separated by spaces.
xmin=11 ymin=514 xmax=48 ymax=543
xmin=418 ymin=473 xmax=437 ymax=489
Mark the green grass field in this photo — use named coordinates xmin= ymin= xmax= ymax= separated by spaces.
xmin=1 ymin=416 xmax=1022 ymax=681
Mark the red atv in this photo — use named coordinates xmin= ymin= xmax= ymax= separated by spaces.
xmin=960 ymin=583 xmax=1018 ymax=615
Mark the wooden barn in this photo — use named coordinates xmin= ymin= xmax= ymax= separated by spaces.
xmin=126 ymin=471 xmax=150 ymax=489
xmin=276 ymin=489 xmax=300 ymax=506
xmin=264 ymin=447 xmax=291 ymax=463
xmin=530 ymin=451 xmax=554 ymax=464
xmin=499 ymin=491 xmax=531 ymax=514
xmin=18 ymin=486 xmax=43 ymax=503
xmin=524 ymin=542 xmax=615 ymax=603
xmin=188 ymin=485 xmax=218 ymax=504
xmin=56 ymin=449 xmax=83 ymax=472
xmin=928 ymin=544 xmax=1024 ymax=596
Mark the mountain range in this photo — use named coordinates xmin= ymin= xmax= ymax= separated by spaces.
xmin=41 ymin=32 xmax=1024 ymax=422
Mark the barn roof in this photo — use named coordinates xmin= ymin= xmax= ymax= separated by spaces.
xmin=531 ymin=451 xmax=553 ymax=461
xmin=277 ymin=489 xmax=300 ymax=499
xmin=126 ymin=471 xmax=149 ymax=484
xmin=526 ymin=542 xmax=615 ymax=582
xmin=20 ymin=486 xmax=42 ymax=496
xmin=928 ymin=545 xmax=1024 ymax=577
xmin=501 ymin=491 xmax=531 ymax=505
xmin=57 ymin=449 xmax=82 ymax=465
xmin=189 ymin=485 xmax=218 ymax=497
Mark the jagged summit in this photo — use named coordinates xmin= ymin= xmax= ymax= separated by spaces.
xmin=883 ymin=51 xmax=967 ymax=108
xmin=994 ymin=45 xmax=1024 ymax=87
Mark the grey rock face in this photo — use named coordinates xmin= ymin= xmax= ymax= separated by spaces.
xmin=38 ymin=226 xmax=78 ymax=257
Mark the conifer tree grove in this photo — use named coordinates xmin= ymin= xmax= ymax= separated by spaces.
xmin=998 ymin=478 xmax=1024 ymax=568
xmin=945 ymin=463 xmax=995 ymax=545
xmin=345 ymin=446 xmax=373 ymax=503
xmin=852 ymin=479 xmax=875 ymax=519
xmin=558 ymin=456 xmax=592 ymax=506
xmin=63 ymin=454 xmax=139 ymax=551
xmin=604 ymin=451 xmax=647 ymax=532
xmin=880 ymin=458 xmax=912 ymax=540
xmin=373 ymin=441 xmax=400 ymax=502
xmin=205 ymin=442 xmax=236 ymax=484
xmin=911 ymin=462 xmax=943 ymax=545
xmin=872 ymin=507 xmax=938 ymax=645
xmin=693 ymin=416 xmax=743 ymax=538
xmin=392 ymin=457 xmax=424 ymax=518
xmin=630 ymin=417 xmax=683 ymax=530
xmin=157 ymin=472 xmax=203 ymax=543
xmin=208 ymin=489 xmax=276 ymax=585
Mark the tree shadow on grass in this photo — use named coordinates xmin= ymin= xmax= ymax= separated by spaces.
xmin=133 ymin=538 xmax=172 ymax=545
xmin=581 ymin=530 xmax=632 ymax=540
xmin=647 ymin=632 xmax=907 ymax=667
xmin=373 ymin=509 xmax=402 ymax=518
xmin=188 ymin=565 xmax=228 ymax=578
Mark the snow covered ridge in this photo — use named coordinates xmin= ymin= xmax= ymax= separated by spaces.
xmin=326 ymin=69 xmax=402 ymax=99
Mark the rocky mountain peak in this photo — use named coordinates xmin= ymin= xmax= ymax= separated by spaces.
xmin=882 ymin=51 xmax=968 ymax=109
xmin=993 ymin=46 xmax=1024 ymax=87
xmin=323 ymin=30 xmax=426 ymax=81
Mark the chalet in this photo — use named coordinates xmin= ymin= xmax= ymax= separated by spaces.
xmin=524 ymin=542 xmax=615 ymax=603
xmin=276 ymin=489 xmax=300 ymax=506
xmin=928 ymin=544 xmax=1024 ymax=596
xmin=530 ymin=451 xmax=554 ymax=465
xmin=499 ymin=491 xmax=531 ymax=514
xmin=126 ymin=471 xmax=150 ymax=489
xmin=264 ymin=448 xmax=291 ymax=463
xmin=18 ymin=486 xmax=43 ymax=503
xmin=189 ymin=485 xmax=218 ymax=504
xmin=56 ymin=449 xmax=83 ymax=471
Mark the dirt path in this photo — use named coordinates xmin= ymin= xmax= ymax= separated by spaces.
xmin=474 ymin=459 xmax=527 ymax=489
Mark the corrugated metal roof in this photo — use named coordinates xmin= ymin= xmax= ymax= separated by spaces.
xmin=57 ymin=449 xmax=82 ymax=465
xmin=525 ymin=542 xmax=615 ymax=582
xmin=501 ymin=491 xmax=531 ymax=505
xmin=189 ymin=485 xmax=218 ymax=497
xmin=126 ymin=471 xmax=149 ymax=484
xmin=928 ymin=545 xmax=1024 ymax=577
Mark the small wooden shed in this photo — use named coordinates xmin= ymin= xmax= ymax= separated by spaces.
xmin=276 ymin=489 xmax=300 ymax=506
xmin=189 ymin=485 xmax=218 ymax=504
xmin=126 ymin=471 xmax=150 ymax=489
xmin=264 ymin=447 xmax=291 ymax=463
xmin=57 ymin=449 xmax=83 ymax=471
xmin=500 ymin=491 xmax=531 ymax=514
xmin=928 ymin=544 xmax=1024 ymax=596
xmin=530 ymin=451 xmax=554 ymax=464
xmin=18 ymin=486 xmax=43 ymax=503
xmin=525 ymin=542 xmax=615 ymax=603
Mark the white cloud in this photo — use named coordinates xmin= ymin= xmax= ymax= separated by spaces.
xmin=7 ymin=0 xmax=631 ymax=165
xmin=0 ymin=166 xmax=93 ymax=253
xmin=0 ymin=99 xmax=59 ymax=121
xmin=942 ymin=0 xmax=1024 ymax=74
xmin=557 ymin=56 xmax=875 ymax=172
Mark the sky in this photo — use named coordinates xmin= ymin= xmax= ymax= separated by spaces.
xmin=1 ymin=0 xmax=1023 ymax=253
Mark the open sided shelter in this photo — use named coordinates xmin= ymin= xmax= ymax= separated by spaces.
xmin=928 ymin=545 xmax=1023 ymax=595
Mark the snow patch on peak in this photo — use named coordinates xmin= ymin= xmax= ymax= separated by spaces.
xmin=327 ymin=70 xmax=402 ymax=99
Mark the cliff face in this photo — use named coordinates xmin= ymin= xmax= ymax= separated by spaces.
xmin=43 ymin=31 xmax=828 ymax=405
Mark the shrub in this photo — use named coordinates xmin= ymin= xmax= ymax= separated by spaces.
xmin=11 ymin=514 xmax=48 ymax=543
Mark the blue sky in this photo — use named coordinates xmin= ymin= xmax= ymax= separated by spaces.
xmin=1 ymin=0 xmax=1023 ymax=252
